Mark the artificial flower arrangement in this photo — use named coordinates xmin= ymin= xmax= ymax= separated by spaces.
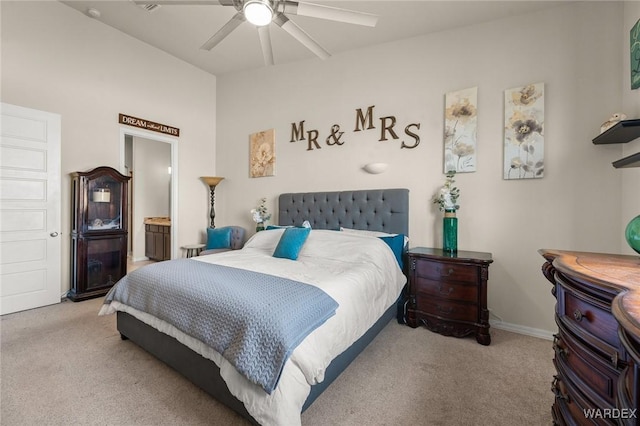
xmin=251 ymin=197 xmax=271 ymax=229
xmin=432 ymin=171 xmax=460 ymax=212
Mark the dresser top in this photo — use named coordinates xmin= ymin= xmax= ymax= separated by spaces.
xmin=539 ymin=249 xmax=640 ymax=288
xmin=408 ymin=247 xmax=493 ymax=263
xmin=144 ymin=217 xmax=171 ymax=226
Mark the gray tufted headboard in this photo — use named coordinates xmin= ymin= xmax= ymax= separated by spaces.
xmin=278 ymin=188 xmax=409 ymax=236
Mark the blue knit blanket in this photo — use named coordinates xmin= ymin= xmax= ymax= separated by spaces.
xmin=103 ymin=259 xmax=338 ymax=394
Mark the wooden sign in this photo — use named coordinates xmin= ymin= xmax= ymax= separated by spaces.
xmin=119 ymin=113 xmax=180 ymax=137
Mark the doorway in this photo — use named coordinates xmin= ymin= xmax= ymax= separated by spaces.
xmin=119 ymin=127 xmax=178 ymax=262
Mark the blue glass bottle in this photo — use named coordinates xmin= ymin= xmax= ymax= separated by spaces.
xmin=443 ymin=210 xmax=458 ymax=254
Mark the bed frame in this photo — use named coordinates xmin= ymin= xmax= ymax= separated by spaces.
xmin=117 ymin=188 xmax=409 ymax=424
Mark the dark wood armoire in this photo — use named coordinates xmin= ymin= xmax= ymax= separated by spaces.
xmin=69 ymin=166 xmax=130 ymax=301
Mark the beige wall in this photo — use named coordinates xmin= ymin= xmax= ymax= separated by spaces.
xmin=622 ymin=2 xmax=640 ymax=253
xmin=216 ymin=1 xmax=628 ymax=335
xmin=1 ymin=1 xmax=218 ymax=294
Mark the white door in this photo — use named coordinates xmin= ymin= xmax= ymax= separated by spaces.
xmin=0 ymin=103 xmax=61 ymax=315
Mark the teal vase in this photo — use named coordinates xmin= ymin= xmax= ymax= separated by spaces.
xmin=625 ymin=215 xmax=640 ymax=255
xmin=443 ymin=210 xmax=458 ymax=253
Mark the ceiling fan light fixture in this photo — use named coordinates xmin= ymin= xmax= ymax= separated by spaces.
xmin=243 ymin=0 xmax=273 ymax=27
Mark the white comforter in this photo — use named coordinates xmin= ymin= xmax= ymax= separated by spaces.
xmin=107 ymin=229 xmax=406 ymax=425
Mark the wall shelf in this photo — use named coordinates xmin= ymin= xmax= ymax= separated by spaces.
xmin=592 ymin=119 xmax=640 ymax=168
xmin=592 ymin=119 xmax=640 ymax=145
xmin=612 ymin=152 xmax=640 ymax=168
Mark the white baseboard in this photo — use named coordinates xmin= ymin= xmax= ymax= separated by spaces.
xmin=490 ymin=319 xmax=555 ymax=341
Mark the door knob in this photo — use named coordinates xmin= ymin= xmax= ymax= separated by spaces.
xmin=50 ymin=232 xmax=59 ymax=237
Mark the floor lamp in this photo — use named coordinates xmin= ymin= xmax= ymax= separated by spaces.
xmin=200 ymin=176 xmax=224 ymax=228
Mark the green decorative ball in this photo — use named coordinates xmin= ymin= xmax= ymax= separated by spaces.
xmin=625 ymin=215 xmax=640 ymax=255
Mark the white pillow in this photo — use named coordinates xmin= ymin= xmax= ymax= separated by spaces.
xmin=244 ymin=227 xmax=285 ymax=249
xmin=340 ymin=227 xmax=393 ymax=238
xmin=340 ymin=227 xmax=409 ymax=246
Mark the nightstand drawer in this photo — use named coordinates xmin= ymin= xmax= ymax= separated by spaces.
xmin=415 ymin=294 xmax=478 ymax=322
xmin=414 ymin=260 xmax=477 ymax=283
xmin=414 ymin=277 xmax=478 ymax=303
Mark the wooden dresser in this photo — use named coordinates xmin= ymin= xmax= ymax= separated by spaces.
xmin=406 ymin=247 xmax=493 ymax=345
xmin=540 ymin=249 xmax=640 ymax=425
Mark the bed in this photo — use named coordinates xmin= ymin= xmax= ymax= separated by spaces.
xmin=101 ymin=188 xmax=409 ymax=425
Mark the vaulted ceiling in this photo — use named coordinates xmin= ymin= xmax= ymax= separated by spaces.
xmin=61 ymin=1 xmax=568 ymax=76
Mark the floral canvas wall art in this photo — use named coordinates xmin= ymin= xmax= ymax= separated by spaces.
xmin=631 ymin=19 xmax=640 ymax=90
xmin=503 ymin=83 xmax=544 ymax=180
xmin=249 ymin=128 xmax=276 ymax=178
xmin=444 ymin=87 xmax=478 ymax=173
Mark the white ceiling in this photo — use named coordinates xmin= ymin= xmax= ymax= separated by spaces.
xmin=61 ymin=0 xmax=569 ymax=76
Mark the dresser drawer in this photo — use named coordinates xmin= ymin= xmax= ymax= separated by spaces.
xmin=414 ymin=259 xmax=477 ymax=284
xmin=555 ymin=326 xmax=619 ymax=406
xmin=413 ymin=277 xmax=478 ymax=303
xmin=558 ymin=282 xmax=621 ymax=353
xmin=415 ymin=294 xmax=478 ymax=322
xmin=552 ymin=371 xmax=615 ymax=426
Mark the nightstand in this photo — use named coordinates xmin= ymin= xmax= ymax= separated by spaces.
xmin=406 ymin=247 xmax=493 ymax=345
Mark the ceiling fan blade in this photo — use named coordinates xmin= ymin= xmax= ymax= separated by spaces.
xmin=274 ymin=13 xmax=330 ymax=60
xmin=281 ymin=1 xmax=378 ymax=27
xmin=257 ymin=26 xmax=274 ymax=66
xmin=200 ymin=12 xmax=245 ymax=51
xmin=133 ymin=0 xmax=226 ymax=5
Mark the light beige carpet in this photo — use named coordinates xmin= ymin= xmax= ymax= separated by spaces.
xmin=1 ymin=297 xmax=555 ymax=425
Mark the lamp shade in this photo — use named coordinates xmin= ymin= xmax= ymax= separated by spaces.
xmin=243 ymin=0 xmax=273 ymax=26
xmin=200 ymin=176 xmax=225 ymax=187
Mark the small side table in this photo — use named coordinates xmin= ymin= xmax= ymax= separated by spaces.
xmin=183 ymin=243 xmax=205 ymax=258
xmin=406 ymin=247 xmax=493 ymax=345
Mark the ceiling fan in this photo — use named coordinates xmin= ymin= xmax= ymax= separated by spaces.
xmin=135 ymin=0 xmax=378 ymax=66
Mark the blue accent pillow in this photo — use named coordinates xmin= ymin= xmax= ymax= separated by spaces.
xmin=379 ymin=234 xmax=405 ymax=270
xmin=273 ymin=227 xmax=311 ymax=260
xmin=266 ymin=225 xmax=292 ymax=230
xmin=206 ymin=227 xmax=232 ymax=250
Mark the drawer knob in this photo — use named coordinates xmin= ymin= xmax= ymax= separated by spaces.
xmin=573 ymin=309 xmax=583 ymax=322
xmin=438 ymin=285 xmax=454 ymax=295
xmin=442 ymin=268 xmax=455 ymax=277
xmin=437 ymin=305 xmax=453 ymax=314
